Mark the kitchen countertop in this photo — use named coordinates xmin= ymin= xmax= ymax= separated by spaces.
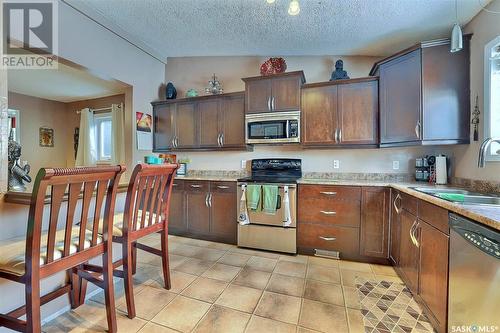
xmin=175 ymin=175 xmax=241 ymax=181
xmin=299 ymin=178 xmax=500 ymax=231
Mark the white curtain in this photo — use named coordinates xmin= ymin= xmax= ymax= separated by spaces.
xmin=111 ymin=103 xmax=125 ymax=165
xmin=75 ymin=108 xmax=97 ymax=166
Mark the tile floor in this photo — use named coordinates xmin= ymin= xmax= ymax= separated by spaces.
xmin=42 ymin=235 xmax=405 ymax=333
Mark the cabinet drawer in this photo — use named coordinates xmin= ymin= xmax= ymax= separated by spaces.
xmin=401 ymin=192 xmax=418 ymax=215
xmin=298 ymin=223 xmax=359 ymax=256
xmin=185 ymin=180 xmax=209 ymax=192
xmin=299 ymin=185 xmax=361 ymax=202
xmin=172 ymin=179 xmax=185 ymax=190
xmin=418 ymin=200 xmax=449 ymax=235
xmin=211 ymin=181 xmax=236 ymax=193
xmin=299 ymin=199 xmax=360 ymax=226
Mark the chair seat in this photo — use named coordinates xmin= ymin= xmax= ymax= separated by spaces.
xmin=0 ymin=227 xmax=103 ymax=276
xmin=85 ymin=211 xmax=161 ymax=238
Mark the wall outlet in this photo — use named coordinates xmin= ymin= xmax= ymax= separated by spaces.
xmin=333 ymin=160 xmax=340 ymax=169
xmin=392 ymin=160 xmax=400 ymax=170
xmin=241 ymin=160 xmax=247 ymax=169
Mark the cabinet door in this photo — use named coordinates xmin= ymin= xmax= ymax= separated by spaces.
xmin=176 ymin=102 xmax=197 ymax=148
xmin=338 ymin=80 xmax=378 ymax=145
xmin=389 ymin=190 xmax=401 ymax=266
xmin=199 ymin=99 xmax=220 ymax=147
xmin=419 ymin=220 xmax=449 ymax=332
xmin=220 ymin=94 xmax=245 ymax=147
xmin=168 ymin=180 xmax=186 ymax=234
xmin=301 ymin=85 xmax=337 ymax=145
xmin=360 ymin=187 xmax=390 ymax=258
xmin=379 ymin=49 xmax=422 ymax=144
xmin=399 ymin=210 xmax=420 ymax=293
xmin=210 ymin=182 xmax=237 ymax=244
xmin=246 ymin=79 xmax=271 ymax=113
xmin=271 ymin=75 xmax=301 ymax=111
xmin=153 ymin=104 xmax=175 ymax=151
xmin=186 ymin=182 xmax=210 ymax=234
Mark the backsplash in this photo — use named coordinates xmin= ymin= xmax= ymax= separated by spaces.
xmin=451 ymin=177 xmax=500 ymax=195
xmin=302 ymin=172 xmax=413 ymax=182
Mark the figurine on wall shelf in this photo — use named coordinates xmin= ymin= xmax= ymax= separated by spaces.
xmin=8 ymin=123 xmax=31 ymax=191
xmin=472 ymin=94 xmax=480 ymax=141
xmin=205 ymin=74 xmax=224 ymax=95
xmin=330 ymin=59 xmax=350 ymax=80
xmin=166 ymin=82 xmax=177 ymax=99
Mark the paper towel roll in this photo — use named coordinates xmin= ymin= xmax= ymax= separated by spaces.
xmin=435 ymin=155 xmax=447 ymax=185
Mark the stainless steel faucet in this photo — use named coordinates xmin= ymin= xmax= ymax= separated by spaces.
xmin=478 ymin=137 xmax=500 ymax=167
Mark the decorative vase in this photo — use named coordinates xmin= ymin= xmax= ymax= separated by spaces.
xmin=185 ymin=89 xmax=198 ymax=97
xmin=260 ymin=57 xmax=287 ymax=76
xmin=166 ymin=82 xmax=177 ymax=99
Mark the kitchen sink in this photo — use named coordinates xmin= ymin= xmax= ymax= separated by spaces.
xmin=410 ymin=187 xmax=500 ymax=206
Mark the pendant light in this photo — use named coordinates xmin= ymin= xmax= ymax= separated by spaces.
xmin=450 ymin=0 xmax=463 ymax=53
xmin=266 ymin=0 xmax=275 ymax=3
xmin=288 ymin=0 xmax=300 ymax=16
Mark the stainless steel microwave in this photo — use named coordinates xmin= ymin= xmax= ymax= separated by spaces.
xmin=245 ymin=111 xmax=300 ymax=144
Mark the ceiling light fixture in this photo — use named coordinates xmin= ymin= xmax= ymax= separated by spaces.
xmin=266 ymin=0 xmax=276 ymax=4
xmin=288 ymin=0 xmax=300 ymax=16
xmin=450 ymin=0 xmax=463 ymax=53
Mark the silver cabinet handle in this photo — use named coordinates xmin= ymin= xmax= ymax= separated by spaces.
xmin=271 ymin=96 xmax=275 ymax=110
xmin=334 ymin=128 xmax=338 ymax=143
xmin=413 ymin=221 xmax=420 ymax=248
xmin=415 ymin=121 xmax=421 ymax=139
xmin=409 ymin=220 xmax=419 ymax=247
xmin=190 ymin=184 xmax=202 ymax=188
xmin=217 ymin=185 xmax=229 ymax=189
xmin=171 ymin=137 xmax=175 ymax=148
xmin=319 ymin=236 xmax=336 ymax=241
xmin=208 ymin=193 xmax=212 ymax=207
xmin=217 ymin=133 xmax=221 ymax=146
xmin=172 ymin=183 xmax=178 ymax=187
xmin=267 ymin=97 xmax=271 ymax=111
xmin=220 ymin=133 xmax=224 ymax=146
xmin=339 ymin=128 xmax=342 ymax=142
xmin=205 ymin=193 xmax=209 ymax=207
xmin=320 ymin=191 xmax=337 ymax=196
xmin=393 ymin=193 xmax=402 ymax=214
xmin=320 ymin=210 xmax=337 ymax=215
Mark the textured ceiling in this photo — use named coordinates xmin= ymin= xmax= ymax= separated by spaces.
xmin=66 ymin=0 xmax=488 ymax=59
xmin=8 ymin=62 xmax=129 ymax=102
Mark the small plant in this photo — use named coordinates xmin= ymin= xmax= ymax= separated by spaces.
xmin=178 ymin=158 xmax=191 ymax=164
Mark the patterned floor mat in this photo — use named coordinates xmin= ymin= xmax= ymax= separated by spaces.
xmin=355 ymin=277 xmax=435 ymax=333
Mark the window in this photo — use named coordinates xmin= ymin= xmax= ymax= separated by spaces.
xmin=485 ymin=36 xmax=500 ymax=161
xmin=94 ymin=114 xmax=112 ymax=163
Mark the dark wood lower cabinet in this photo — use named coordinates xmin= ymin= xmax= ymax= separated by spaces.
xmin=210 ymin=182 xmax=237 ymax=244
xmin=389 ymin=190 xmax=401 ymax=265
xmin=186 ymin=187 xmax=210 ymax=234
xmin=360 ymin=187 xmax=390 ymax=258
xmin=398 ymin=209 xmax=420 ymax=292
xmin=168 ymin=180 xmax=187 ymax=234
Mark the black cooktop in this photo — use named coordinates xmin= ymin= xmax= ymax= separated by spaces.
xmin=237 ymin=158 xmax=302 ymax=184
xmin=237 ymin=176 xmax=300 ymax=184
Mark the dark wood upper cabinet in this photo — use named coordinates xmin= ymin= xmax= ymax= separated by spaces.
xmin=302 ymin=77 xmax=379 ymax=148
xmin=360 ymin=187 xmax=390 ymax=258
xmin=199 ymin=99 xmax=220 ymax=147
xmin=243 ymin=71 xmax=305 ymax=113
xmin=220 ymin=93 xmax=245 ymax=147
xmin=371 ymin=36 xmax=471 ymax=147
xmin=153 ymin=104 xmax=175 ymax=151
xmin=174 ymin=102 xmax=197 ymax=148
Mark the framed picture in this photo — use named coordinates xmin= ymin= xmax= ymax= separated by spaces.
xmin=136 ymin=112 xmax=152 ymax=132
xmin=39 ymin=127 xmax=54 ymax=147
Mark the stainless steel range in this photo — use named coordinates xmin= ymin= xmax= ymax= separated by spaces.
xmin=236 ymin=159 xmax=301 ymax=253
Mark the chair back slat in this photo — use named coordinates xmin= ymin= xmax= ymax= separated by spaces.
xmin=25 ymin=166 xmax=125 ymax=277
xmin=46 ymin=184 xmax=67 ymax=263
xmin=78 ymin=181 xmax=96 ymax=251
xmin=123 ymin=164 xmax=178 ymax=234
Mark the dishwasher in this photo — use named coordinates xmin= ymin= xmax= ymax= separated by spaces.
xmin=448 ymin=213 xmax=500 ymax=332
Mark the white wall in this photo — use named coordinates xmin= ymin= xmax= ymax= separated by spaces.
xmin=453 ymin=0 xmax=500 ymax=181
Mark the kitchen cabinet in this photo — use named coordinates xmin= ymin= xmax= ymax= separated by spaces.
xmin=360 ymin=187 xmax=390 ymax=258
xmin=242 ymin=71 xmax=305 ymax=113
xmin=168 ymin=179 xmax=237 ymax=244
xmin=371 ymin=36 xmax=471 ymax=147
xmin=398 ymin=209 xmax=420 ymax=292
xmin=389 ymin=190 xmax=401 ymax=265
xmin=152 ymin=92 xmax=249 ymax=151
xmin=302 ymin=78 xmax=378 ymax=147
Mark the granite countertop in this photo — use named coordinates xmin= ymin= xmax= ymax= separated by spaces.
xmin=175 ymin=175 xmax=241 ymax=181
xmin=300 ymin=178 xmax=500 ymax=231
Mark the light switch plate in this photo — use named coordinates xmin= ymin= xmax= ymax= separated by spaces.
xmin=333 ymin=160 xmax=340 ymax=169
xmin=241 ymin=160 xmax=247 ymax=169
xmin=392 ymin=161 xmax=400 ymax=170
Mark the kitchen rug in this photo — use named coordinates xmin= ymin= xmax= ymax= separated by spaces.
xmin=355 ymin=277 xmax=435 ymax=333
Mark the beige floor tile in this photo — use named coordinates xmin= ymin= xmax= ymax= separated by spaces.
xmin=174 ymin=258 xmax=215 ymax=276
xmin=152 ymin=295 xmax=210 ymax=332
xmin=297 ymin=327 xmax=322 ymax=333
xmin=218 ymin=252 xmax=251 ymax=267
xmin=96 ymin=311 xmax=148 ymax=333
xmin=205 ymin=241 xmax=235 ymax=250
xmin=215 ymin=284 xmax=263 ymax=313
xmin=343 ymin=286 xmax=361 ymax=309
xmin=43 ymin=301 xmax=105 ymax=332
xmin=193 ymin=305 xmax=250 ymax=333
xmin=245 ymin=256 xmax=278 ymax=272
xmin=308 ymin=256 xmax=339 ymax=268
xmin=375 ymin=274 xmax=404 ymax=283
xmin=137 ymin=322 xmax=179 ymax=333
xmin=181 ymin=276 xmax=228 ymax=303
xmin=191 ymin=248 xmax=226 ymax=261
xmin=117 ymin=285 xmax=175 ymax=320
xmin=201 ymin=263 xmax=241 ymax=282
xmin=170 ymin=244 xmax=204 ymax=257
xmin=346 ymin=308 xmax=365 ymax=333
xmin=340 ymin=269 xmax=375 ymax=287
xmin=254 ymin=291 xmax=302 ymax=325
xmin=137 ymin=250 xmax=162 ymax=266
xmin=251 ymin=250 xmax=280 ymax=260
xmin=370 ymin=264 xmax=398 ymax=276
xmin=266 ymin=273 xmax=305 ymax=297
xmin=245 ymin=315 xmax=296 ymax=333
xmin=299 ymin=299 xmax=349 ymax=333
xmin=134 ymin=263 xmax=164 ymax=287
xmin=167 ymin=270 xmax=197 ymax=293
xmin=279 ymin=254 xmax=309 ymax=264
xmin=169 ymin=254 xmax=190 ymax=269
xmin=274 ymin=261 xmax=307 ymax=278
xmin=303 ymin=279 xmax=344 ymax=306
xmin=339 ymin=260 xmax=373 ymax=272
xmin=306 ymin=265 xmax=341 ymax=284
xmin=233 ymin=267 xmax=271 ymax=289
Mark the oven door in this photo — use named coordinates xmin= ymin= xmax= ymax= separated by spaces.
xmin=245 ymin=111 xmax=300 ymax=144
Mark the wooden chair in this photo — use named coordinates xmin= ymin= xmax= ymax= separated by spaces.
xmin=79 ymin=163 xmax=178 ymax=319
xmin=0 ymin=165 xmax=125 ymax=333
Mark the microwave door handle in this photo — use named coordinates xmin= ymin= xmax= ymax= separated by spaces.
xmin=286 ymin=120 xmax=289 ymax=139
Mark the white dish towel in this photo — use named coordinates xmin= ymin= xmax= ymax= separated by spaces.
xmin=282 ymin=186 xmax=292 ymax=227
xmin=238 ymin=184 xmax=250 ymax=225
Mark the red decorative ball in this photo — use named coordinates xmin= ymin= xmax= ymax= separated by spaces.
xmin=260 ymin=57 xmax=287 ymax=76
